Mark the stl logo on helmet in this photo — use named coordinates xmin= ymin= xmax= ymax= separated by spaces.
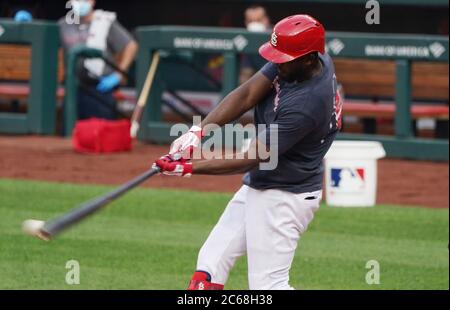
xmin=271 ymin=33 xmax=278 ymax=46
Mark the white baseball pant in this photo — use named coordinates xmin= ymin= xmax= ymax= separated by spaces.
xmin=196 ymin=185 xmax=322 ymax=290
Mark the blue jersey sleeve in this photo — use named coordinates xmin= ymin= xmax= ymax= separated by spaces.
xmin=258 ymin=110 xmax=317 ymax=156
xmin=259 ymin=62 xmax=278 ymax=82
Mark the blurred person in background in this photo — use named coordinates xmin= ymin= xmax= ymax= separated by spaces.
xmin=239 ymin=5 xmax=272 ymax=144
xmin=239 ymin=5 xmax=271 ymax=84
xmin=59 ymin=0 xmax=138 ymax=120
xmin=207 ymin=5 xmax=271 ymax=85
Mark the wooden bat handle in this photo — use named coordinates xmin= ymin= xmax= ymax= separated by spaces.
xmin=130 ymin=106 xmax=144 ymax=138
xmin=130 ymin=51 xmax=161 ymax=138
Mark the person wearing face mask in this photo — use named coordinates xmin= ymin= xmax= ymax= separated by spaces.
xmin=239 ymin=5 xmax=271 ymax=84
xmin=59 ymin=0 xmax=138 ymax=121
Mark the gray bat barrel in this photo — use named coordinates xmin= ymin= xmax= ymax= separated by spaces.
xmin=41 ymin=167 xmax=160 ymax=238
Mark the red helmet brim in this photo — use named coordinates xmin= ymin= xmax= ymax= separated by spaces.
xmin=258 ymin=42 xmax=297 ymax=64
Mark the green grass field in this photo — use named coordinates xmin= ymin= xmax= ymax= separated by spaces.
xmin=0 ymin=179 xmax=448 ymax=290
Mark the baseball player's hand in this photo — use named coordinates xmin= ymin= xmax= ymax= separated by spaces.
xmin=169 ymin=125 xmax=204 ymax=158
xmin=152 ymin=155 xmax=193 ymax=177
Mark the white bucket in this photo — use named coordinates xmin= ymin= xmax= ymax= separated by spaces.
xmin=324 ymin=141 xmax=386 ymax=207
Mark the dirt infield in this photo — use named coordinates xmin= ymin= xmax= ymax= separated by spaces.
xmin=0 ymin=136 xmax=448 ymax=208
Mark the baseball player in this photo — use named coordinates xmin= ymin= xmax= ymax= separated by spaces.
xmin=153 ymin=14 xmax=343 ymax=290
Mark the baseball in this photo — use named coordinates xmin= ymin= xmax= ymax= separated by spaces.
xmin=22 ymin=219 xmax=45 ymax=237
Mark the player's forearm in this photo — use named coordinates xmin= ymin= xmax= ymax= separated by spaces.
xmin=117 ymin=40 xmax=138 ymax=75
xmin=193 ymin=157 xmax=258 ymax=175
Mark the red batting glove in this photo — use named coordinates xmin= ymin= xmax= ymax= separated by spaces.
xmin=152 ymin=155 xmax=193 ymax=177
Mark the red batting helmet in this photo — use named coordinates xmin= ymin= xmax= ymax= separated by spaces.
xmin=259 ymin=14 xmax=325 ymax=64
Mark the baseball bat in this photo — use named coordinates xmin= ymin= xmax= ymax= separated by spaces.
xmin=24 ymin=167 xmax=160 ymax=241
xmin=130 ymin=51 xmax=161 ymax=138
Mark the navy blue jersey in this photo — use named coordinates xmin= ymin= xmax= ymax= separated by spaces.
xmin=243 ymin=53 xmax=343 ymax=193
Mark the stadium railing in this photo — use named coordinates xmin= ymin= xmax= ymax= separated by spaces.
xmin=0 ymin=20 xmax=59 ymax=135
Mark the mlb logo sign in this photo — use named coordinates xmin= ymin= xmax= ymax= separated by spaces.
xmin=330 ymin=167 xmax=365 ymax=192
